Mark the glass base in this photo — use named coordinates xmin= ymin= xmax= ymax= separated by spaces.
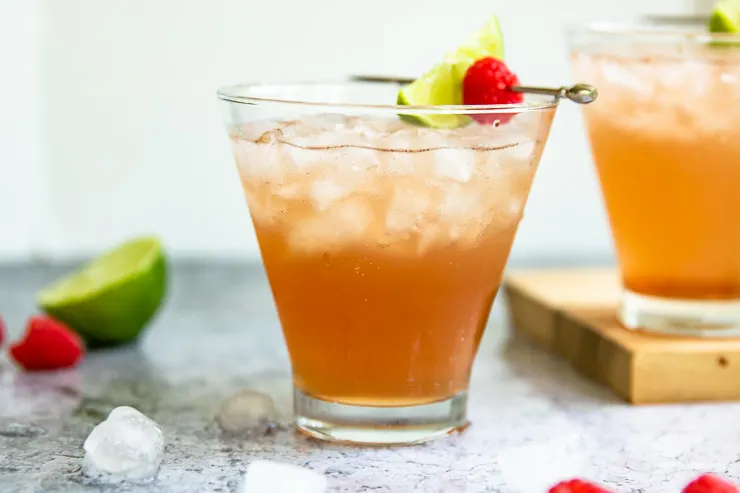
xmin=620 ymin=290 xmax=740 ymax=337
xmin=293 ymin=389 xmax=469 ymax=446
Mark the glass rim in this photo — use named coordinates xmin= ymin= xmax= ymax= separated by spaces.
xmin=566 ymin=15 xmax=740 ymax=43
xmin=216 ymin=80 xmax=560 ymax=115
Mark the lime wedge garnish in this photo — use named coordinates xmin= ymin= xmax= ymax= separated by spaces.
xmin=397 ymin=15 xmax=505 ymax=128
xmin=396 ymin=68 xmax=467 ymax=129
xmin=37 ymin=237 xmax=167 ymax=347
xmin=710 ymin=0 xmax=740 ymax=32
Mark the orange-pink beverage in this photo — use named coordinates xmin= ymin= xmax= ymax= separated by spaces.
xmin=571 ymin=22 xmax=740 ymax=335
xmin=220 ymin=81 xmax=558 ymax=444
xmin=232 ymin=115 xmax=550 ymax=404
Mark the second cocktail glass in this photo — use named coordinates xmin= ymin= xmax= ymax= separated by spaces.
xmin=219 ymin=81 xmax=558 ymax=444
xmin=570 ymin=19 xmax=740 ymax=337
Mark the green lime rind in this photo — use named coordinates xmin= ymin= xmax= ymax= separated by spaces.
xmin=709 ymin=0 xmax=740 ymax=46
xmin=450 ymin=15 xmax=506 ymax=68
xmin=710 ymin=0 xmax=740 ymax=32
xmin=397 ymin=80 xmax=471 ymax=129
xmin=37 ymin=237 xmax=167 ymax=347
xmin=397 ymin=15 xmax=505 ymax=129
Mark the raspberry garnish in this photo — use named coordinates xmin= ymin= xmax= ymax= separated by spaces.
xmin=548 ymin=479 xmax=612 ymax=493
xmin=462 ymin=56 xmax=524 ymax=124
xmin=683 ymin=474 xmax=738 ymax=493
xmin=9 ymin=316 xmax=85 ymax=371
xmin=0 ymin=315 xmax=5 ymax=348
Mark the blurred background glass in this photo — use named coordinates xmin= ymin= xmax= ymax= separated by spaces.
xmin=0 ymin=0 xmax=715 ymax=265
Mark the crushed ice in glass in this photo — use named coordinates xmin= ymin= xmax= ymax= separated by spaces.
xmin=216 ymin=390 xmax=277 ymax=434
xmin=242 ymin=460 xmax=328 ymax=493
xmin=82 ymin=406 xmax=165 ymax=483
xmin=231 ymin=114 xmax=542 ymax=255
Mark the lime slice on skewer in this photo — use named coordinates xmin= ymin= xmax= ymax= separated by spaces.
xmin=397 ymin=15 xmax=506 ymax=128
xmin=710 ymin=0 xmax=740 ymax=33
xmin=397 ymin=66 xmax=467 ymax=129
xmin=37 ymin=237 xmax=167 ymax=347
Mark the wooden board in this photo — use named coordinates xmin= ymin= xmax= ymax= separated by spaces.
xmin=504 ymin=268 xmax=740 ymax=404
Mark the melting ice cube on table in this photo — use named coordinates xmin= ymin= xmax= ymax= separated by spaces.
xmin=243 ymin=460 xmax=328 ymax=493
xmin=82 ymin=406 xmax=165 ymax=483
xmin=498 ymin=442 xmax=590 ymax=493
xmin=216 ymin=390 xmax=278 ymax=434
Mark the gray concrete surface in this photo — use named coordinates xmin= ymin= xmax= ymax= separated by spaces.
xmin=1 ymin=262 xmax=739 ymax=492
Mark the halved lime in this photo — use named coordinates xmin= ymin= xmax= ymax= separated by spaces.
xmin=397 ymin=15 xmax=506 ymax=128
xmin=710 ymin=0 xmax=740 ymax=33
xmin=37 ymin=237 xmax=167 ymax=347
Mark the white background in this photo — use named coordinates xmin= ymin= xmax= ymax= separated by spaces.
xmin=0 ymin=0 xmax=712 ymax=264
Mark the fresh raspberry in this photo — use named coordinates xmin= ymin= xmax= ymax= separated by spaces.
xmin=462 ymin=56 xmax=524 ymax=125
xmin=548 ymin=479 xmax=612 ymax=493
xmin=9 ymin=316 xmax=85 ymax=371
xmin=0 ymin=315 xmax=5 ymax=348
xmin=683 ymin=474 xmax=738 ymax=493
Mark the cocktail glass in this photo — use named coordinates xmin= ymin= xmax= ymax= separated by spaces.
xmin=218 ymin=81 xmax=558 ymax=444
xmin=569 ymin=19 xmax=740 ymax=337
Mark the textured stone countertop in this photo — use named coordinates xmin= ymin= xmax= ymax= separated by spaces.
xmin=1 ymin=262 xmax=740 ymax=493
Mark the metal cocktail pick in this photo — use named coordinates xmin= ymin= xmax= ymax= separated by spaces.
xmin=351 ymin=76 xmax=598 ymax=105
xmin=510 ymin=83 xmax=598 ymax=104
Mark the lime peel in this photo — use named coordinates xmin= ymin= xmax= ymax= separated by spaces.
xmin=710 ymin=0 xmax=740 ymax=32
xmin=37 ymin=236 xmax=167 ymax=347
xmin=397 ymin=15 xmax=505 ymax=128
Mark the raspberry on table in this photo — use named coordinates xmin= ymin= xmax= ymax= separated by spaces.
xmin=683 ymin=474 xmax=738 ymax=493
xmin=462 ymin=56 xmax=524 ymax=124
xmin=548 ymin=478 xmax=612 ymax=493
xmin=9 ymin=315 xmax=85 ymax=371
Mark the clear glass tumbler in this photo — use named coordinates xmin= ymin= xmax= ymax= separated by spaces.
xmin=569 ymin=19 xmax=740 ymax=337
xmin=218 ymin=81 xmax=558 ymax=444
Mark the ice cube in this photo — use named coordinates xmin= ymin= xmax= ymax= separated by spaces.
xmin=507 ymin=112 xmax=543 ymax=140
xmin=243 ymin=460 xmax=327 ymax=493
xmin=82 ymin=406 xmax=165 ymax=483
xmin=380 ymin=133 xmax=414 ymax=152
xmin=507 ymin=196 xmax=525 ymax=219
xmin=216 ymin=390 xmax=277 ymax=434
xmin=601 ymin=59 xmax=653 ymax=98
xmin=274 ymin=182 xmax=305 ymax=199
xmin=284 ymin=145 xmax=322 ymax=172
xmin=437 ymin=189 xmax=489 ymax=246
xmin=721 ymin=72 xmax=737 ymax=85
xmin=281 ymin=114 xmax=351 ymax=141
xmin=107 ymin=406 xmax=146 ymax=421
xmin=237 ymin=121 xmax=282 ymax=141
xmin=242 ymin=188 xmax=277 ymax=227
xmin=359 ymin=116 xmax=411 ymax=137
xmin=310 ymin=179 xmax=352 ymax=211
xmin=432 ymin=148 xmax=476 ymax=183
xmin=289 ymin=198 xmax=373 ymax=254
xmin=280 ymin=115 xmax=368 ymax=149
xmin=277 ymin=120 xmax=311 ymax=140
xmin=498 ymin=443 xmax=590 ymax=493
xmin=383 ymin=149 xmax=416 ymax=176
xmin=395 ymin=127 xmax=449 ymax=150
xmin=300 ymin=113 xmax=348 ymax=132
xmin=416 ymin=224 xmax=443 ymax=255
xmin=341 ymin=146 xmax=378 ymax=170
xmin=439 ymin=189 xmax=480 ymax=223
xmin=385 ymin=189 xmax=433 ymax=234
xmin=478 ymin=151 xmax=503 ymax=180
xmin=232 ymin=140 xmax=283 ymax=183
xmin=500 ymin=142 xmax=536 ymax=166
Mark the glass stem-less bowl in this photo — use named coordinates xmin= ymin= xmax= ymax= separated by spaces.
xmin=218 ymin=81 xmax=559 ymax=444
xmin=569 ymin=18 xmax=740 ymax=336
